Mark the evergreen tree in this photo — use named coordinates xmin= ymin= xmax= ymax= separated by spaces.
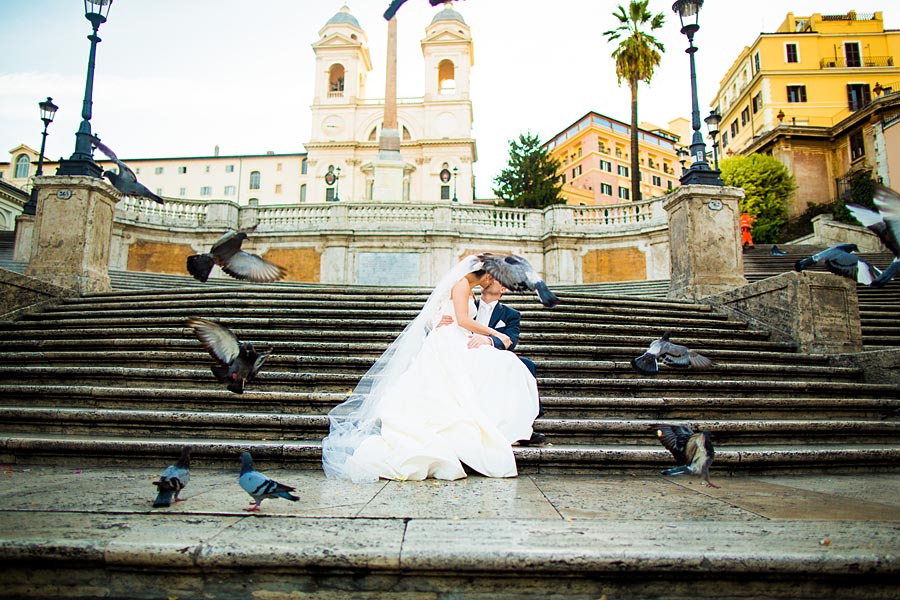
xmin=493 ymin=132 xmax=565 ymax=209
xmin=720 ymin=154 xmax=795 ymax=244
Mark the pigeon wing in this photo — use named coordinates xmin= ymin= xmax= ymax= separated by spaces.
xmin=655 ymin=425 xmax=693 ymax=464
xmin=221 ymin=251 xmax=287 ymax=283
xmin=479 ymin=253 xmax=533 ymax=292
xmin=822 ymin=251 xmax=860 ymax=280
xmin=657 ymin=341 xmax=693 ymax=368
xmin=210 ymin=231 xmax=245 ymax=260
xmin=88 ymin=136 xmax=138 ymax=183
xmin=186 ymin=318 xmax=241 ymax=365
xmin=873 ymin=184 xmax=900 ymax=258
xmin=687 ymin=350 xmax=714 ymax=369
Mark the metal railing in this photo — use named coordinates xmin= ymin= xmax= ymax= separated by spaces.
xmin=820 ymin=56 xmax=894 ymax=69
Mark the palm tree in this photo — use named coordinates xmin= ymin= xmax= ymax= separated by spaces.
xmin=604 ymin=0 xmax=665 ymax=203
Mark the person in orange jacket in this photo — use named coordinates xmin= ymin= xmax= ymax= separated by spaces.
xmin=740 ymin=212 xmax=757 ymax=250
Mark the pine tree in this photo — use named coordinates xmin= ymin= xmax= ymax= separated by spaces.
xmin=492 ymin=132 xmax=565 ymax=209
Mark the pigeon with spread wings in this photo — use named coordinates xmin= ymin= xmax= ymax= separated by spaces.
xmin=630 ymin=332 xmax=713 ymax=375
xmin=654 ymin=424 xmax=718 ymax=488
xmin=384 ymin=0 xmax=462 ymax=20
xmin=846 ymin=184 xmax=900 ymax=287
xmin=186 ymin=318 xmax=269 ymax=394
xmin=477 ymin=253 xmax=559 ymax=308
xmin=87 ymin=134 xmax=164 ymax=204
xmin=187 ymin=231 xmax=286 ymax=283
xmin=794 ymin=243 xmax=884 ymax=286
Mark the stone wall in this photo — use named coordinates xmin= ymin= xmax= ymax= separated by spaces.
xmin=0 ymin=267 xmax=75 ymax=322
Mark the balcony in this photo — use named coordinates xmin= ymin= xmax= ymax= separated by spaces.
xmin=820 ymin=56 xmax=894 ymax=69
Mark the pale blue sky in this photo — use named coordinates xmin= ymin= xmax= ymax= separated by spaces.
xmin=1 ymin=1 xmax=896 ymax=198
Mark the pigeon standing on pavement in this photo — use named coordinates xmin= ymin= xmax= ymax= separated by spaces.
xmin=771 ymin=245 xmax=788 ymax=256
xmin=87 ymin=135 xmax=165 ymax=204
xmin=239 ymin=451 xmax=299 ymax=512
xmin=186 ymin=318 xmax=270 ymax=394
xmin=794 ymin=243 xmax=883 ymax=286
xmin=654 ymin=425 xmax=718 ymax=488
xmin=384 ymin=0 xmax=461 ymax=20
xmin=630 ymin=332 xmax=713 ymax=375
xmin=187 ymin=231 xmax=287 ymax=283
xmin=846 ymin=184 xmax=900 ymax=287
xmin=152 ymin=446 xmax=191 ymax=508
xmin=477 ymin=253 xmax=560 ymax=308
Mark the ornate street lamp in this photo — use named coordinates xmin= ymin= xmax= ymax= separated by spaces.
xmin=57 ymin=0 xmax=114 ymax=178
xmin=24 ymin=97 xmax=59 ymax=216
xmin=676 ymin=146 xmax=689 ymax=174
xmin=452 ymin=166 xmax=459 ymax=202
xmin=672 ymin=0 xmax=721 ymax=185
xmin=704 ymin=108 xmax=721 ymax=171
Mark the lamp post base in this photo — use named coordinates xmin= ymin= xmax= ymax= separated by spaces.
xmin=56 ymin=157 xmax=103 ymax=178
xmin=680 ymin=167 xmax=722 ymax=186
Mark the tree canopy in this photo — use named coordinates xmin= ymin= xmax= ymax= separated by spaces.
xmin=720 ymin=154 xmax=795 ymax=244
xmin=492 ymin=131 xmax=565 ymax=209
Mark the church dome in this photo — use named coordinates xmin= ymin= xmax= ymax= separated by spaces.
xmin=326 ymin=5 xmax=361 ymax=29
xmin=430 ymin=6 xmax=466 ymax=25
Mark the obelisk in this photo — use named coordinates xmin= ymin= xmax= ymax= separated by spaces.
xmin=372 ymin=15 xmax=405 ymax=202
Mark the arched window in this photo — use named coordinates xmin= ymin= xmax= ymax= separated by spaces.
xmin=301 ymin=158 xmax=308 ymax=175
xmin=15 ymin=155 xmax=30 ymax=178
xmin=249 ymin=171 xmax=261 ymax=190
xmin=438 ymin=59 xmax=456 ymax=94
xmin=402 ymin=125 xmax=411 ymax=140
xmin=329 ymin=64 xmax=345 ymax=94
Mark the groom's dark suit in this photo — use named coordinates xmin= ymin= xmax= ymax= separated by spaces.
xmin=480 ymin=301 xmax=543 ymax=417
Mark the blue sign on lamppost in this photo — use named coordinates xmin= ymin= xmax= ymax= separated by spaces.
xmin=57 ymin=0 xmax=114 ymax=178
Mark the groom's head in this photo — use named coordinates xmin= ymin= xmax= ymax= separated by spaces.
xmin=481 ymin=275 xmax=507 ymax=301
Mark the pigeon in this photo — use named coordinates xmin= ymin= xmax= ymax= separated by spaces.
xmin=771 ymin=245 xmax=788 ymax=256
xmin=186 ymin=317 xmax=270 ymax=394
xmin=654 ymin=424 xmax=718 ymax=488
xmin=794 ymin=243 xmax=883 ymax=286
xmin=384 ymin=0 xmax=461 ymax=20
xmin=186 ymin=230 xmax=286 ymax=283
xmin=477 ymin=253 xmax=559 ymax=308
xmin=239 ymin=451 xmax=299 ymax=512
xmin=846 ymin=184 xmax=900 ymax=287
xmin=630 ymin=332 xmax=713 ymax=375
xmin=152 ymin=446 xmax=191 ymax=508
xmin=86 ymin=134 xmax=164 ymax=204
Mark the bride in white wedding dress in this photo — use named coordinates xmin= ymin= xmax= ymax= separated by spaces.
xmin=321 ymin=255 xmax=540 ymax=482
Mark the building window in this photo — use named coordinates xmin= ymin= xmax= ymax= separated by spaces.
xmin=14 ymin=155 xmax=30 ymax=178
xmin=440 ymin=185 xmax=450 ymax=200
xmin=438 ymin=59 xmax=456 ymax=94
xmin=249 ymin=171 xmax=261 ymax=190
xmin=751 ymin=92 xmax=763 ymax=113
xmin=326 ymin=187 xmax=336 ymax=202
xmin=730 ymin=120 xmax=739 ymax=137
xmin=178 ymin=166 xmax=187 ymax=174
xmin=847 ymin=84 xmax=871 ymax=111
xmin=600 ymin=160 xmax=612 ymax=172
xmin=598 ymin=141 xmax=608 ymax=154
xmin=753 ymin=51 xmax=761 ymax=73
xmin=652 ymin=175 xmax=662 ymax=186
xmin=560 ymin=174 xmax=566 ymax=184
xmin=722 ymin=131 xmax=729 ymax=147
xmin=785 ymin=43 xmax=799 ymax=63
xmin=276 ymin=163 xmax=282 ymax=172
xmin=301 ymin=158 xmax=308 ymax=175
xmin=200 ymin=186 xmax=212 ymax=196
xmin=572 ymin=165 xmax=582 ymax=178
xmin=600 ymin=183 xmax=613 ymax=195
xmin=667 ymin=180 xmax=674 ymax=191
xmin=617 ymin=165 xmax=629 ymax=177
xmin=155 ymin=188 xmax=163 ymax=197
xmin=154 ymin=167 xmax=164 ymax=175
xmin=225 ymin=165 xmax=235 ymax=173
xmin=329 ymin=63 xmax=345 ymax=93
xmin=618 ymin=186 xmax=630 ymax=200
xmin=205 ymin=165 xmax=210 ymax=173
xmin=224 ymin=185 xmax=236 ymax=196
xmin=787 ymin=85 xmax=807 ymax=103
xmin=850 ymin=129 xmax=865 ymax=161
xmin=179 ymin=187 xmax=186 ymax=197
xmin=300 ymin=184 xmax=307 ymax=202
xmin=275 ymin=184 xmax=282 ymax=194
xmin=844 ymin=42 xmax=861 ymax=68
xmin=741 ymin=106 xmax=750 ymax=126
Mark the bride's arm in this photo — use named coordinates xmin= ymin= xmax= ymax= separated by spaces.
xmin=450 ymin=279 xmax=498 ymax=337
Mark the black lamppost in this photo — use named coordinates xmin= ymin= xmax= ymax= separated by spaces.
xmin=704 ymin=109 xmax=721 ymax=171
xmin=452 ymin=166 xmax=458 ymax=202
xmin=57 ymin=0 xmax=114 ymax=178
xmin=335 ymin=166 xmax=342 ymax=201
xmin=672 ymin=0 xmax=721 ymax=186
xmin=24 ymin=97 xmax=59 ymax=216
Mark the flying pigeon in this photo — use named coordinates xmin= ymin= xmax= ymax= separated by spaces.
xmin=654 ymin=424 xmax=718 ymax=488
xmin=239 ymin=451 xmax=299 ymax=512
xmin=846 ymin=184 xmax=900 ymax=287
xmin=152 ymin=446 xmax=191 ymax=508
xmin=630 ymin=332 xmax=713 ymax=375
xmin=86 ymin=134 xmax=164 ymax=204
xmin=477 ymin=253 xmax=560 ymax=308
xmin=186 ymin=317 xmax=270 ymax=394
xmin=186 ymin=230 xmax=286 ymax=283
xmin=794 ymin=243 xmax=883 ymax=286
xmin=384 ymin=0 xmax=461 ymax=20
xmin=771 ymin=245 xmax=788 ymax=256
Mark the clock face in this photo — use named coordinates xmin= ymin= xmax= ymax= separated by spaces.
xmin=322 ymin=115 xmax=344 ymax=136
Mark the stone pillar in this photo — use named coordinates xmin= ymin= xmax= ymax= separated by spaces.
xmin=663 ymin=185 xmax=747 ymax=300
xmin=24 ymin=175 xmax=119 ymax=294
xmin=12 ymin=214 xmax=35 ymax=262
xmin=704 ymin=271 xmax=862 ymax=354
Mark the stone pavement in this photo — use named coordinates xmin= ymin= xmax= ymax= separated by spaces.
xmin=1 ymin=465 xmax=900 ymax=599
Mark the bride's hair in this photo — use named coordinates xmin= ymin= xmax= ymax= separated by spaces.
xmin=321 ymin=254 xmax=484 ymax=482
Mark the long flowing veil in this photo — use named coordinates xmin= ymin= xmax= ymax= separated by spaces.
xmin=321 ymin=254 xmax=483 ymax=481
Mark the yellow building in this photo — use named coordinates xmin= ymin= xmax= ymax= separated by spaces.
xmin=544 ymin=112 xmax=682 ymax=205
xmin=713 ymin=10 xmax=900 ymax=156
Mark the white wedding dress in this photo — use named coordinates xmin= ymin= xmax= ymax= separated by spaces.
xmin=342 ymin=296 xmax=540 ymax=481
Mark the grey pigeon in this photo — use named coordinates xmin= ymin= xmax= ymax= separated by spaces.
xmin=187 ymin=231 xmax=286 ymax=283
xmin=384 ymin=0 xmax=461 ymax=20
xmin=846 ymin=184 xmax=900 ymax=287
xmin=152 ymin=446 xmax=191 ymax=508
xmin=239 ymin=451 xmax=299 ymax=512
xmin=87 ymin=135 xmax=164 ymax=204
xmin=477 ymin=253 xmax=559 ymax=308
xmin=654 ymin=424 xmax=718 ymax=488
xmin=771 ymin=245 xmax=788 ymax=256
xmin=186 ymin=318 xmax=269 ymax=394
xmin=630 ymin=332 xmax=713 ymax=375
xmin=794 ymin=243 xmax=883 ymax=286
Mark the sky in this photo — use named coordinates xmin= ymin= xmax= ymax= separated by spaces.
xmin=1 ymin=0 xmax=897 ymax=198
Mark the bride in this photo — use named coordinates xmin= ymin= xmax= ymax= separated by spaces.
xmin=322 ymin=255 xmax=541 ymax=482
